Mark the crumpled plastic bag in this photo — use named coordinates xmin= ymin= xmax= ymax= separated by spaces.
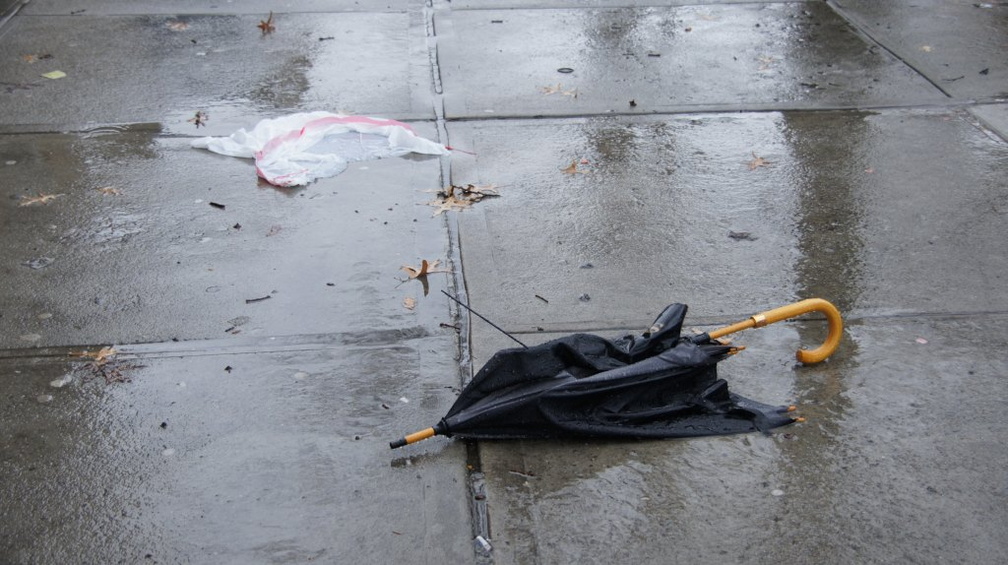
xmin=191 ymin=112 xmax=450 ymax=187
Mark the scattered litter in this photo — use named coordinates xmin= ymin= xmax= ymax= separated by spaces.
xmin=209 ymin=201 xmax=226 ymax=210
xmin=188 ymin=111 xmax=208 ymax=128
xmin=427 ymin=184 xmax=499 ymax=215
xmin=49 ymin=375 xmax=73 ymax=388
xmin=728 ymin=231 xmax=759 ymax=241
xmin=399 ymin=397 xmax=409 ymax=404
xmin=474 ymin=536 xmax=493 ymax=553
xmin=578 ymin=293 xmax=591 ymax=302
xmin=916 ymin=337 xmax=928 ymax=345
xmin=920 ymin=45 xmax=932 ymax=52
xmin=258 ymin=11 xmax=276 ymax=34
xmin=71 ymin=346 xmax=141 ymax=383
xmin=245 ymin=295 xmax=271 ymax=304
xmin=166 ymin=21 xmax=189 ymax=31
xmin=192 ymin=112 xmax=452 ymax=186
xmin=23 ymin=257 xmax=54 ymax=270
xmin=771 ymin=489 xmax=785 ymax=497
xmin=40 ymin=70 xmax=66 ymax=80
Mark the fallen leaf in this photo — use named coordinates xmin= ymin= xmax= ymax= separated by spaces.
xmin=561 ymin=160 xmax=588 ymax=174
xmin=540 ymin=83 xmax=578 ymax=98
xmin=22 ymin=54 xmax=52 ymax=64
xmin=96 ymin=186 xmax=121 ymax=195
xmin=19 ymin=193 xmax=63 ymax=206
xmin=403 ymin=297 xmax=417 ymax=310
xmin=70 ymin=346 xmax=118 ymax=365
xmin=41 ymin=70 xmax=66 ymax=80
xmin=427 ymin=184 xmax=500 ymax=215
xmin=258 ymin=11 xmax=276 ymax=34
xmin=747 ymin=152 xmax=772 ymax=170
xmin=71 ymin=346 xmax=142 ymax=384
xmin=166 ymin=21 xmax=189 ymax=31
xmin=401 ymin=259 xmax=449 ymax=279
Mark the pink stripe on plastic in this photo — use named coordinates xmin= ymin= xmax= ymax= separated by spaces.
xmin=256 ymin=115 xmax=418 ymax=162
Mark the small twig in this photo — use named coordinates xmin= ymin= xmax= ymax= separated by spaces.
xmin=245 ymin=295 xmax=271 ymax=304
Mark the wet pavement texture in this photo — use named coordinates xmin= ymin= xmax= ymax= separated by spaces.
xmin=2 ymin=0 xmax=1008 ymax=564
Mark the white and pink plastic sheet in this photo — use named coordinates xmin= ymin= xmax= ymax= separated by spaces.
xmin=192 ymin=112 xmax=452 ymax=187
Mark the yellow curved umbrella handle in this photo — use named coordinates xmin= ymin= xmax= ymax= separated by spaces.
xmin=707 ymin=298 xmax=843 ymax=364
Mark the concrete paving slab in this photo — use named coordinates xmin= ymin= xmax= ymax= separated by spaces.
xmin=469 ymin=313 xmax=1008 ymax=564
xmin=0 ymin=126 xmax=459 ymax=348
xmin=834 ymin=0 xmax=1008 ymax=101
xmin=437 ymin=2 xmax=947 ymax=118
xmin=972 ymin=102 xmax=1008 ymax=142
xmin=451 ymin=108 xmax=1008 ymax=332
xmin=0 ymin=11 xmax=433 ymax=131
xmin=0 ymin=334 xmax=471 ymax=564
xmin=21 ymin=1 xmax=410 ymax=15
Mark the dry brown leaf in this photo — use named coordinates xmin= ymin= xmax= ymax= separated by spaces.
xmin=541 ymin=83 xmax=578 ymax=97
xmin=70 ymin=346 xmax=118 ymax=365
xmin=19 ymin=193 xmax=63 ymax=207
xmin=747 ymin=152 xmax=772 ymax=170
xmin=258 ymin=11 xmax=276 ymax=34
xmin=403 ymin=297 xmax=417 ymax=310
xmin=561 ymin=160 xmax=588 ymax=175
xmin=427 ymin=184 xmax=499 ymax=215
xmin=401 ymin=259 xmax=449 ymax=279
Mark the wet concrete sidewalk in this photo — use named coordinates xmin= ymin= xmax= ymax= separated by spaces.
xmin=2 ymin=1 xmax=1007 ymax=564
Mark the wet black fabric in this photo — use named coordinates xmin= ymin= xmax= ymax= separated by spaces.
xmin=438 ymin=304 xmax=794 ymax=440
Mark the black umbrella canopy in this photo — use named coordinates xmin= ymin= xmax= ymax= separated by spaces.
xmin=391 ymin=301 xmax=842 ymax=449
